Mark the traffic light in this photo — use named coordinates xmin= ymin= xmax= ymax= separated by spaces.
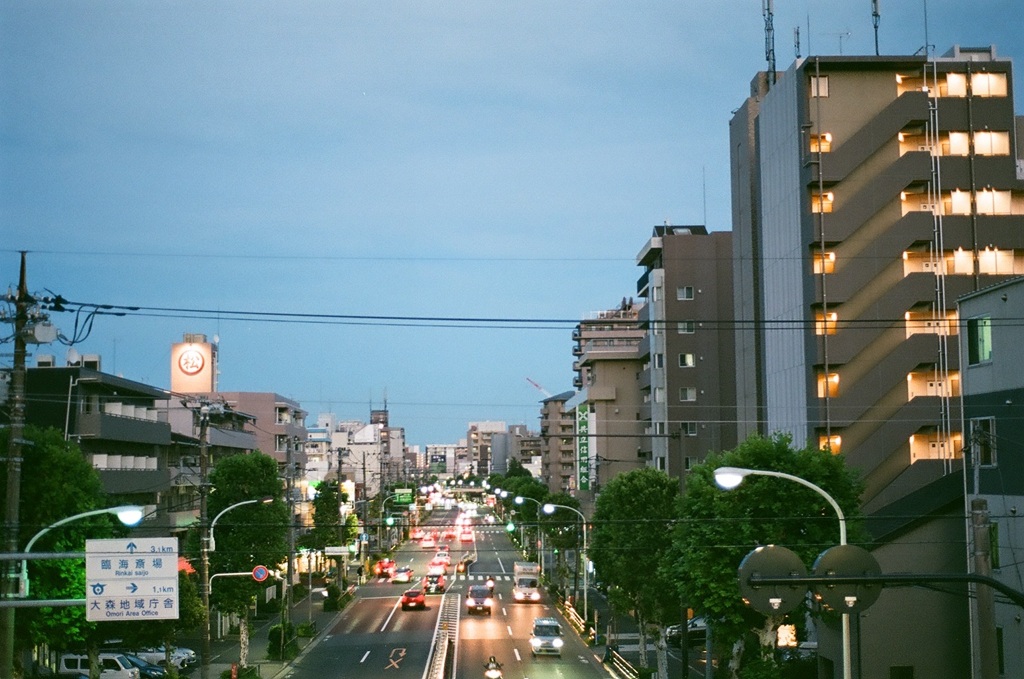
xmin=386 ymin=516 xmax=395 ymax=527
xmin=506 ymin=521 xmax=515 ymax=532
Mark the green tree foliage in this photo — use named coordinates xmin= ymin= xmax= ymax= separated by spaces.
xmin=591 ymin=468 xmax=681 ymax=623
xmin=0 ymin=426 xmax=121 ymax=651
xmin=206 ymin=452 xmax=288 ymax=617
xmin=667 ymin=434 xmax=864 ymax=677
xmin=303 ymin=480 xmax=348 ymax=552
xmin=505 ymin=458 xmax=532 ymax=478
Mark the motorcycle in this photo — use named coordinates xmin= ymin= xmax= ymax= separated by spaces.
xmin=483 ymin=659 xmax=503 ymax=678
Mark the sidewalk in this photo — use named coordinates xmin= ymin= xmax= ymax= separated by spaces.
xmin=178 ymin=590 xmax=343 ymax=679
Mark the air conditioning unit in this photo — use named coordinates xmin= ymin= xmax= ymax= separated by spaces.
xmin=920 ymin=203 xmax=937 ymax=212
xmin=917 ymin=145 xmax=933 ymax=152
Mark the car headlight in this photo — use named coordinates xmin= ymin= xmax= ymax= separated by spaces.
xmin=484 ymin=598 xmax=493 ymax=606
xmin=552 ymin=638 xmax=564 ymax=648
xmin=530 ymin=638 xmax=542 ymax=648
xmin=530 ymin=592 xmax=541 ymax=600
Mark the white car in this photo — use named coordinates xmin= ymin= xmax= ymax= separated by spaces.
xmin=134 ymin=647 xmax=196 ymax=670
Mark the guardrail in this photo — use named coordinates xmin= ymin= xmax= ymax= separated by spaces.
xmin=426 ymin=592 xmax=461 ymax=679
xmin=604 ymin=648 xmax=640 ymax=679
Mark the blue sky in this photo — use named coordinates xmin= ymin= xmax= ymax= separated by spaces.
xmin=3 ymin=1 xmax=1022 ymax=447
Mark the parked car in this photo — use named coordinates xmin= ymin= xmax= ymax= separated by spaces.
xmin=667 ymin=617 xmax=707 ymax=647
xmin=133 ymin=647 xmax=196 ymax=670
xmin=400 ymin=588 xmax=426 ymax=610
xmin=58 ymin=653 xmax=140 ymax=679
xmin=119 ymin=654 xmax=166 ymax=679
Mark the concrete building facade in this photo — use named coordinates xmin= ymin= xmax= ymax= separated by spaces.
xmin=731 ymin=46 xmax=1024 ymax=677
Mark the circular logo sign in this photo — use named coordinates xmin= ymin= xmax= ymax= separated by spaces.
xmin=178 ymin=348 xmax=205 ymax=376
xmin=252 ymin=565 xmax=269 ymax=582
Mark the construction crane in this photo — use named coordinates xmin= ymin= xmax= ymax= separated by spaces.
xmin=525 ymin=378 xmax=553 ymax=398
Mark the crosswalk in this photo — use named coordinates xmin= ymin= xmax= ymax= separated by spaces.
xmin=451 ymin=573 xmax=513 ymax=583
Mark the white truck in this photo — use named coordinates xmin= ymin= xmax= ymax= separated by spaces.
xmin=512 ymin=561 xmax=542 ymax=602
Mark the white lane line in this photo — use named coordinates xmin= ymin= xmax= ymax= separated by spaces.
xmin=360 ymin=651 xmax=370 ymax=663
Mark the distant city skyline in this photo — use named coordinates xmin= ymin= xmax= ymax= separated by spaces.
xmin=4 ymin=1 xmax=1021 ymax=446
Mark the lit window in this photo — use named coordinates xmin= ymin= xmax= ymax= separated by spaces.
xmin=818 ymin=434 xmax=842 ymax=454
xmin=813 ymin=251 xmax=836 ymax=274
xmin=815 ymin=311 xmax=838 ymax=335
xmin=679 ymin=353 xmax=695 ymax=368
xmin=977 ymin=189 xmax=1011 ymax=215
xmin=679 ymin=387 xmax=696 ymax=402
xmin=946 ymin=72 xmax=967 ymax=97
xmin=969 ymin=418 xmax=996 ymax=466
xmin=678 ymin=321 xmax=696 ymax=334
xmin=809 ymin=133 xmax=832 ymax=153
xmin=811 ymin=191 xmax=835 ymax=213
xmin=966 ymin=315 xmax=992 ymax=365
xmin=974 ymin=131 xmax=1010 ymax=156
xmin=950 ymin=189 xmax=971 ymax=215
xmin=676 ymin=286 xmax=694 ymax=301
xmin=971 ymin=72 xmax=1008 ymax=97
xmin=817 ymin=372 xmax=840 ymax=398
xmin=810 ymin=75 xmax=829 ymax=97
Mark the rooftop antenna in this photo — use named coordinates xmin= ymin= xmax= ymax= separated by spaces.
xmin=763 ymin=0 xmax=776 ymax=89
xmin=872 ymin=0 xmax=881 ymax=55
xmin=829 ymin=31 xmax=851 ymax=55
xmin=795 ymin=26 xmax=801 ymax=59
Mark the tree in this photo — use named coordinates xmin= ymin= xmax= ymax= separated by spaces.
xmin=590 ymin=468 xmax=680 ymax=678
xmin=0 ymin=426 xmax=123 ymax=672
xmin=667 ymin=434 xmax=865 ymax=679
xmin=205 ymin=452 xmax=288 ymax=667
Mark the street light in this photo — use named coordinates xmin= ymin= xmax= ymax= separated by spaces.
xmin=514 ymin=496 xmax=544 ymax=575
xmin=713 ymin=466 xmax=851 ymax=679
xmin=202 ymin=497 xmax=273 ymax=679
xmin=543 ymin=503 xmax=588 ymax=627
xmin=20 ymin=505 xmax=144 ymax=598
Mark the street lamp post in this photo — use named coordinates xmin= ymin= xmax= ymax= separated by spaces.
xmin=713 ymin=466 xmax=851 ymax=679
xmin=514 ymin=496 xmax=544 ymax=575
xmin=20 ymin=505 xmax=144 ymax=599
xmin=543 ymin=503 xmax=588 ymax=627
xmin=203 ymin=498 xmax=272 ymax=679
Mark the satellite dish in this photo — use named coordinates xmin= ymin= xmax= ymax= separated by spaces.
xmin=66 ymin=348 xmax=81 ymax=366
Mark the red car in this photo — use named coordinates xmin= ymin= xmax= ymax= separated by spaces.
xmin=374 ymin=558 xmax=397 ymax=578
xmin=401 ymin=588 xmax=426 ymax=610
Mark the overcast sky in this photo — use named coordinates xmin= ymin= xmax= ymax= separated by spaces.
xmin=3 ymin=1 xmax=1022 ymax=448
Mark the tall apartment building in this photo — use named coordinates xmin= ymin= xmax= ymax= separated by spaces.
xmin=731 ymin=46 xmax=1024 ymax=678
xmin=635 ymin=225 xmax=737 ymax=481
xmin=568 ymin=300 xmax=646 ymax=511
xmin=466 ymin=421 xmax=506 ymax=476
xmin=538 ymin=392 xmax=576 ymax=494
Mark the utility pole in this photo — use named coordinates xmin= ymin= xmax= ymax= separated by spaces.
xmin=284 ymin=436 xmax=296 ymax=639
xmin=198 ymin=405 xmax=212 ymax=679
xmin=1 ymin=253 xmax=29 ymax=679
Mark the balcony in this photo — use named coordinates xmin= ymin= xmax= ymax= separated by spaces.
xmin=76 ymin=411 xmax=172 ymax=445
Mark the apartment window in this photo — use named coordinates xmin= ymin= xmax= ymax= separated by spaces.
xmin=651 ymin=285 xmax=661 ymax=302
xmin=966 ymin=315 xmax=992 ymax=365
xmin=679 ymin=387 xmax=696 ymax=402
xmin=818 ymin=434 xmax=842 ymax=454
xmin=681 ymin=422 xmax=697 ymax=436
xmin=809 ymin=132 xmax=832 ymax=153
xmin=654 ymin=387 xmax=665 ymax=403
xmin=810 ymin=191 xmax=835 ymax=213
xmin=654 ymin=353 xmax=665 ymax=369
xmin=810 ymin=75 xmax=829 ymax=97
xmin=676 ymin=286 xmax=694 ymax=301
xmin=815 ymin=311 xmax=838 ymax=336
xmin=275 ymin=434 xmax=289 ymax=453
xmin=817 ymin=372 xmax=840 ymax=398
xmin=813 ymin=251 xmax=836 ymax=274
xmin=275 ymin=407 xmax=291 ymax=424
xmin=969 ymin=417 xmax=996 ymax=466
xmin=684 ymin=456 xmax=694 ymax=470
xmin=977 ymin=189 xmax=1011 ymax=215
xmin=678 ymin=320 xmax=696 ymax=334
xmin=679 ymin=353 xmax=695 ymax=368
xmin=974 ymin=131 xmax=1010 ymax=155
xmin=972 ymin=72 xmax=1008 ymax=97
xmin=655 ymin=421 xmax=666 ymax=435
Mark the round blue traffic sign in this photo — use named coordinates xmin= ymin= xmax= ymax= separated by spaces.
xmin=252 ymin=565 xmax=269 ymax=582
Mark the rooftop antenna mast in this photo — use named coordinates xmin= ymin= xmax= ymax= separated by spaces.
xmin=763 ymin=0 xmax=776 ymax=88
xmin=872 ymin=0 xmax=881 ymax=55
xmin=795 ymin=26 xmax=801 ymax=59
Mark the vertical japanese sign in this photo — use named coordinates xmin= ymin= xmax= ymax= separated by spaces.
xmin=577 ymin=404 xmax=590 ymax=491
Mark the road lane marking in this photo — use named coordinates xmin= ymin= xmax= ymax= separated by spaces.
xmin=360 ymin=651 xmax=370 ymax=663
xmin=507 ymin=625 xmax=514 ymax=636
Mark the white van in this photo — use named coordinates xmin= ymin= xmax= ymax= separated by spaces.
xmin=58 ymin=653 xmax=141 ymax=679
